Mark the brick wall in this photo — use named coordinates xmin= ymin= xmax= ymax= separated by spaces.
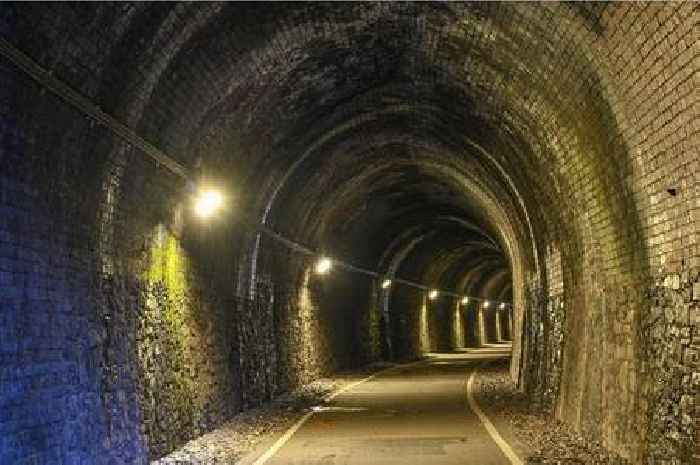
xmin=0 ymin=4 xmax=242 ymax=463
xmin=0 ymin=61 xmax=148 ymax=465
xmin=0 ymin=3 xmax=696 ymax=465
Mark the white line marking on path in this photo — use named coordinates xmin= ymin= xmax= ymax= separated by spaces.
xmin=251 ymin=361 xmax=422 ymax=465
xmin=323 ymin=363 xmax=411 ymax=402
xmin=466 ymin=365 xmax=524 ymax=465
xmin=250 ymin=411 xmax=313 ymax=465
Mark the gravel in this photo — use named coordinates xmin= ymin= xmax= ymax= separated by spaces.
xmin=474 ymin=359 xmax=629 ymax=465
xmin=152 ymin=362 xmax=396 ymax=465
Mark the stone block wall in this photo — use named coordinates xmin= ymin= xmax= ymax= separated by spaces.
xmin=0 ymin=94 xmax=244 ymax=464
xmin=463 ymin=305 xmax=481 ymax=348
xmin=0 ymin=5 xmax=244 ymax=463
xmin=512 ymin=5 xmax=698 ymax=463
xmin=257 ymin=247 xmax=385 ymax=393
xmin=236 ymin=292 xmax=276 ymax=409
xmin=0 ymin=175 xmax=147 ymax=465
xmin=124 ymin=225 xmax=240 ymax=459
xmin=427 ymin=297 xmax=453 ymax=353
xmin=0 ymin=3 xmax=697 ymax=465
xmin=387 ymin=286 xmax=424 ymax=361
xmin=644 ymin=272 xmax=699 ymax=464
xmin=0 ymin=19 xmax=153 ymax=459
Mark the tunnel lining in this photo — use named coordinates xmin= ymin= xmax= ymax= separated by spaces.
xmin=0 ymin=2 xmax=696 ymax=464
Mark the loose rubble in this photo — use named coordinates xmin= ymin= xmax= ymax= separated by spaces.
xmin=152 ymin=363 xmax=395 ymax=465
xmin=475 ymin=360 xmax=629 ymax=465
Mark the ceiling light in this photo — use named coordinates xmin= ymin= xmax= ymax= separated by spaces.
xmin=461 ymin=296 xmax=469 ymax=305
xmin=381 ymin=279 xmax=392 ymax=289
xmin=483 ymin=301 xmax=490 ymax=308
xmin=194 ymin=189 xmax=223 ymax=218
xmin=315 ymin=257 xmax=332 ymax=275
xmin=428 ymin=290 xmax=439 ymax=300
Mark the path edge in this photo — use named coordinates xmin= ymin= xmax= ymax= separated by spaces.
xmin=466 ymin=363 xmax=525 ymax=465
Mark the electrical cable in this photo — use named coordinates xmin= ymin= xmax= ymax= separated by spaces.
xmin=1 ymin=36 xmax=512 ymax=308
xmin=252 ymin=217 xmax=510 ymax=306
xmin=0 ymin=37 xmax=190 ymax=180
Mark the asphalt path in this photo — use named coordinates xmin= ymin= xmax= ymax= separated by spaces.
xmin=242 ymin=345 xmax=522 ymax=465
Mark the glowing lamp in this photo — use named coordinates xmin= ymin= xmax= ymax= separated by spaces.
xmin=428 ymin=290 xmax=439 ymax=300
xmin=483 ymin=301 xmax=490 ymax=308
xmin=315 ymin=257 xmax=332 ymax=274
xmin=461 ymin=296 xmax=469 ymax=305
xmin=500 ymin=302 xmax=506 ymax=309
xmin=381 ymin=279 xmax=392 ymax=289
xmin=194 ymin=190 xmax=223 ymax=218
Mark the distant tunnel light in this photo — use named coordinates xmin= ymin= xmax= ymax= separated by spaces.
xmin=315 ymin=256 xmax=333 ymax=275
xmin=428 ymin=289 xmax=439 ymax=300
xmin=381 ymin=279 xmax=392 ymax=289
xmin=194 ymin=189 xmax=223 ymax=218
xmin=461 ymin=296 xmax=469 ymax=305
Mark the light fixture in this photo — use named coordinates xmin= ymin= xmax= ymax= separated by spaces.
xmin=428 ymin=289 xmax=439 ymax=300
xmin=500 ymin=302 xmax=506 ymax=309
xmin=194 ymin=189 xmax=224 ymax=219
xmin=314 ymin=256 xmax=333 ymax=275
xmin=381 ymin=279 xmax=392 ymax=289
xmin=483 ymin=301 xmax=490 ymax=308
xmin=461 ymin=296 xmax=469 ymax=305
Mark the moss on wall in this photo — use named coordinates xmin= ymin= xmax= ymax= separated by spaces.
xmin=135 ymin=224 xmax=238 ymax=459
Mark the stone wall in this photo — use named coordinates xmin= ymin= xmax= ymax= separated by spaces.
xmin=388 ymin=286 xmax=424 ymax=361
xmin=0 ymin=105 xmax=244 ymax=464
xmin=463 ymin=304 xmax=481 ymax=348
xmin=0 ymin=174 xmax=147 ymax=465
xmin=1 ymin=3 xmax=697 ymax=465
xmin=262 ymin=252 xmax=385 ymax=391
xmin=524 ymin=268 xmax=698 ymax=464
xmin=644 ymin=272 xmax=699 ymax=464
xmin=0 ymin=5 xmax=243 ymax=463
xmin=125 ymin=225 xmax=240 ymax=459
xmin=236 ymin=292 xmax=276 ymax=409
xmin=512 ymin=5 xmax=698 ymax=463
xmin=427 ymin=297 xmax=453 ymax=353
xmin=0 ymin=25 xmax=149 ymax=460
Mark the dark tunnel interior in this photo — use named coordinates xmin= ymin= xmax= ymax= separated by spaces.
xmin=0 ymin=2 xmax=697 ymax=465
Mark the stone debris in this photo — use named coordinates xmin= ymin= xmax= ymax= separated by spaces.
xmin=475 ymin=360 xmax=629 ymax=465
xmin=152 ymin=363 xmax=394 ymax=465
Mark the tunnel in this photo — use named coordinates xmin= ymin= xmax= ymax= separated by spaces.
xmin=0 ymin=3 xmax=697 ymax=465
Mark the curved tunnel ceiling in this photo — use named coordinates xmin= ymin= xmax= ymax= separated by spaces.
xmin=35 ymin=1 xmax=633 ymax=307
xmin=2 ymin=3 xmax=695 ymax=464
xmin=131 ymin=2 xmax=610 ymax=302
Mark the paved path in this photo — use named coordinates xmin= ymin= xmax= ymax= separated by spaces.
xmin=242 ymin=346 xmax=521 ymax=465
